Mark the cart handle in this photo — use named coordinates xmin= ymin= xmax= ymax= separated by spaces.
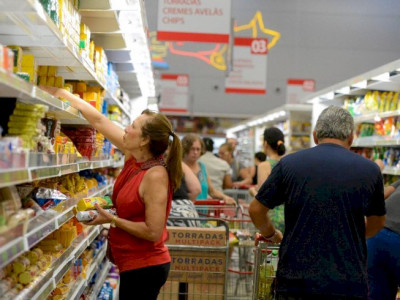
xmin=193 ymin=199 xmax=225 ymax=205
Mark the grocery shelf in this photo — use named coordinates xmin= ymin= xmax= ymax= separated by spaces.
xmin=89 ymin=260 xmax=112 ymax=300
xmin=0 ymin=0 xmax=132 ymax=122
xmin=0 ymin=158 xmax=116 ymax=189
xmin=0 ymin=68 xmax=89 ymax=125
xmin=382 ymin=167 xmax=400 ymax=176
xmin=353 ymin=109 xmax=400 ymax=123
xmin=352 ymin=136 xmax=400 ymax=147
xmin=13 ymin=225 xmax=101 ymax=300
xmin=0 ymin=184 xmax=111 ymax=270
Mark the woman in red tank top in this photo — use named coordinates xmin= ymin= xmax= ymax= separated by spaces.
xmin=40 ymin=87 xmax=183 ymax=300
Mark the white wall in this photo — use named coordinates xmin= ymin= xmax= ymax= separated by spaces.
xmin=146 ymin=0 xmax=400 ymax=117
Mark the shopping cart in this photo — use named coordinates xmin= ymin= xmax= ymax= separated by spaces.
xmin=223 ymin=186 xmax=254 ymax=204
xmin=193 ymin=201 xmax=258 ymax=299
xmin=159 ymin=217 xmax=230 ymax=300
xmin=252 ymin=239 xmax=280 ymax=300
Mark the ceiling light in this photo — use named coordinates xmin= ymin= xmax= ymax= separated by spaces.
xmin=321 ymin=92 xmax=334 ymax=100
xmin=351 ymin=80 xmax=367 ymax=89
xmin=335 ymin=86 xmax=350 ymax=94
xmin=371 ymin=72 xmax=390 ymax=82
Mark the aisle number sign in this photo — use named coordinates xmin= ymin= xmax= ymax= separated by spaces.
xmin=157 ymin=0 xmax=231 ymax=43
xmin=286 ymin=79 xmax=316 ymax=104
xmin=225 ymin=38 xmax=268 ymax=94
xmin=159 ymin=74 xmax=190 ymax=114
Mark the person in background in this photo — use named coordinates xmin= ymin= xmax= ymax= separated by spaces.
xmin=249 ymin=151 xmax=267 ymax=185
xmin=249 ymin=127 xmax=286 ymax=232
xmin=226 ymin=137 xmax=239 ymax=154
xmin=249 ymin=106 xmax=386 ymax=300
xmin=182 ymin=134 xmax=236 ymax=205
xmin=39 ymin=86 xmax=182 ymax=300
xmin=367 ymin=178 xmax=400 ymax=300
xmin=218 ymin=142 xmax=252 ymax=186
xmin=199 ymin=137 xmax=233 ymax=191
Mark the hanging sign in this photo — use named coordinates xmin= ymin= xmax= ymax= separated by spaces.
xmin=159 ymin=74 xmax=190 ymax=114
xmin=286 ymin=79 xmax=315 ymax=103
xmin=225 ymin=37 xmax=268 ymax=94
xmin=157 ymin=0 xmax=231 ymax=43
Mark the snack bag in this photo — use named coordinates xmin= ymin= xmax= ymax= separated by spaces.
xmin=75 ymin=208 xmax=116 ymax=222
xmin=76 ymin=196 xmax=112 ymax=211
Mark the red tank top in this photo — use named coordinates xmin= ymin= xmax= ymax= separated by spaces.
xmin=108 ymin=156 xmax=172 ymax=273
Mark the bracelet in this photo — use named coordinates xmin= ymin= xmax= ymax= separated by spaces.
xmin=110 ymin=215 xmax=118 ymax=228
xmin=261 ymin=230 xmax=279 ymax=243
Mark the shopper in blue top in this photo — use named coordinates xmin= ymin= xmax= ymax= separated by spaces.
xmin=249 ymin=106 xmax=386 ymax=300
xmin=181 ymin=133 xmax=235 ymax=205
xmin=367 ymin=179 xmax=400 ymax=300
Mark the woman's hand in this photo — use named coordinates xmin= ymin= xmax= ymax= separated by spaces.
xmin=38 ymin=86 xmax=65 ymax=98
xmin=83 ymin=203 xmax=114 ymax=226
xmin=249 ymin=187 xmax=257 ymax=197
xmin=223 ymin=196 xmax=236 ymax=206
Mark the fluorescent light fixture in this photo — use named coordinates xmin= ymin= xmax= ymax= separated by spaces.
xmin=335 ymin=86 xmax=350 ymax=94
xmin=147 ymin=103 xmax=159 ymax=112
xmin=371 ymin=72 xmax=390 ymax=82
xmin=321 ymin=92 xmax=334 ymax=100
xmin=351 ymin=80 xmax=367 ymax=89
xmin=227 ymin=125 xmax=246 ymax=134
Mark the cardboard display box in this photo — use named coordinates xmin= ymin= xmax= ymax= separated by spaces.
xmin=166 ymin=226 xmax=227 ymax=247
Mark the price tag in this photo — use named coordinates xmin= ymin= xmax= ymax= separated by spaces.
xmin=250 ymin=39 xmax=268 ymax=55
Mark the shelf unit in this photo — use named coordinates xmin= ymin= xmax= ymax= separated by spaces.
xmin=226 ymin=104 xmax=312 ymax=161
xmin=303 ymin=58 xmax=400 ymax=172
xmin=0 ymin=184 xmax=112 ymax=270
xmin=0 ymin=0 xmax=134 ymax=123
xmin=10 ymin=225 xmax=101 ymax=300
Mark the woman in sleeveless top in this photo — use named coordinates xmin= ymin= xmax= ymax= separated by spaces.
xmin=250 ymin=151 xmax=267 ymax=185
xmin=181 ymin=134 xmax=236 ymax=205
xmin=249 ymin=127 xmax=286 ymax=232
xmin=39 ymin=87 xmax=183 ymax=300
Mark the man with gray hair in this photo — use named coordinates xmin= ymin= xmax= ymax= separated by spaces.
xmin=249 ymin=106 xmax=386 ymax=299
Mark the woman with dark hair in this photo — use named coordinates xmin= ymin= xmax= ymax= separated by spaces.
xmin=39 ymin=86 xmax=182 ymax=300
xmin=249 ymin=127 xmax=286 ymax=231
xmin=249 ymin=151 xmax=267 ymax=185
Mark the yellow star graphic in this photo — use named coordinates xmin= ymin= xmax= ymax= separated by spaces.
xmin=234 ymin=11 xmax=281 ymax=49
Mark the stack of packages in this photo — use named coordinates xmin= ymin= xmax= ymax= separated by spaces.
xmin=62 ymin=127 xmax=96 ymax=160
xmin=7 ymin=103 xmax=51 ymax=151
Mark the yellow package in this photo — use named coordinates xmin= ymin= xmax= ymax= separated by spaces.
xmin=7 ymin=46 xmax=23 ymax=73
xmin=76 ymin=82 xmax=87 ymax=93
xmin=38 ymin=76 xmax=47 ymax=86
xmin=48 ymin=66 xmax=57 ymax=76
xmin=55 ymin=76 xmax=64 ymax=88
xmin=38 ymin=65 xmax=48 ymax=76
xmin=76 ymin=196 xmax=113 ymax=211
xmin=47 ymin=76 xmax=55 ymax=87
xmin=21 ymin=54 xmax=35 ymax=68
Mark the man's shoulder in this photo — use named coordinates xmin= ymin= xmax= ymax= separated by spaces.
xmin=200 ymin=152 xmax=230 ymax=168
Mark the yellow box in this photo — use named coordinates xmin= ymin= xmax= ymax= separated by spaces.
xmin=48 ymin=66 xmax=57 ymax=76
xmin=38 ymin=76 xmax=47 ymax=86
xmin=21 ymin=54 xmax=35 ymax=67
xmin=38 ymin=65 xmax=48 ymax=76
xmin=55 ymin=76 xmax=64 ymax=88
xmin=20 ymin=66 xmax=37 ymax=84
xmin=76 ymin=82 xmax=87 ymax=93
xmin=47 ymin=76 xmax=55 ymax=87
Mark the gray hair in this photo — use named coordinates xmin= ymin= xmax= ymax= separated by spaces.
xmin=314 ymin=106 xmax=354 ymax=141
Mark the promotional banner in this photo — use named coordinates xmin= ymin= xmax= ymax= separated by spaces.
xmin=159 ymin=74 xmax=190 ymax=114
xmin=286 ymin=79 xmax=316 ymax=103
xmin=225 ymin=37 xmax=268 ymax=94
xmin=157 ymin=0 xmax=231 ymax=43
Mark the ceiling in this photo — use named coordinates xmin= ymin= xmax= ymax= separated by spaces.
xmin=143 ymin=0 xmax=400 ymax=118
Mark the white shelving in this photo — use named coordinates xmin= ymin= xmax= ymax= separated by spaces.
xmin=0 ymin=158 xmax=117 ymax=189
xmin=13 ymin=225 xmax=101 ymax=300
xmin=0 ymin=184 xmax=112 ymax=270
xmin=0 ymin=0 xmax=133 ymax=123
